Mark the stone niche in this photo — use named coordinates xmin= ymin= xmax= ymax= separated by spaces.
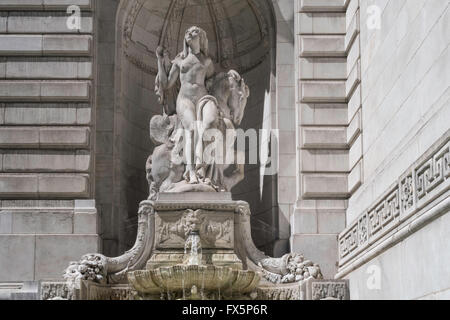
xmin=106 ymin=0 xmax=280 ymax=256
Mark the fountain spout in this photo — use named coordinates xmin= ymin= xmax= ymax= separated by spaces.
xmin=184 ymin=231 xmax=202 ymax=266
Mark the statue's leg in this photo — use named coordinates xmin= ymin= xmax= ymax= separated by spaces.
xmin=196 ymin=100 xmax=218 ymax=183
xmin=177 ymin=98 xmax=198 ymax=184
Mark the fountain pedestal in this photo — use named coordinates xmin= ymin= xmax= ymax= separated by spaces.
xmin=128 ymin=193 xmax=261 ymax=300
xmin=65 ymin=193 xmax=348 ymax=300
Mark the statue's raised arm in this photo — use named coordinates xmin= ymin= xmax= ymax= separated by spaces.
xmin=155 ymin=46 xmax=179 ymax=116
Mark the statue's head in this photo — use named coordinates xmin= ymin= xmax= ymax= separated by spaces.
xmin=227 ymin=70 xmax=250 ymax=126
xmin=182 ymin=26 xmax=209 ymax=58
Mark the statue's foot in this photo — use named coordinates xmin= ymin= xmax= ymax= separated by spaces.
xmin=184 ymin=169 xmax=199 ymax=184
xmin=197 ymin=167 xmax=206 ymax=180
xmin=189 ymin=172 xmax=199 ymax=184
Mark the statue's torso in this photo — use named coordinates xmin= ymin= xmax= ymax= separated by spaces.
xmin=178 ymin=53 xmax=211 ymax=104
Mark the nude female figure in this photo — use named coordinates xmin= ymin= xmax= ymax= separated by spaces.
xmin=155 ymin=26 xmax=215 ymax=184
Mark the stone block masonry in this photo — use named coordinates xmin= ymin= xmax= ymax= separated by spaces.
xmin=292 ymin=0 xmax=352 ymax=278
xmin=0 ymin=0 xmax=99 ymax=283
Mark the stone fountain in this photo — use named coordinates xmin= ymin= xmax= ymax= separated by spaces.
xmin=60 ymin=26 xmax=348 ymax=301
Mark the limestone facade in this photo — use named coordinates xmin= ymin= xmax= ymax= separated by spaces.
xmin=0 ymin=0 xmax=449 ymax=300
xmin=0 ymin=0 xmax=99 ymax=283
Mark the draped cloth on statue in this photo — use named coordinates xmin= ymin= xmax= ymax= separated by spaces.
xmin=195 ymin=95 xmax=234 ymax=191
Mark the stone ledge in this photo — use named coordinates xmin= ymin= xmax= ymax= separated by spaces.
xmin=0 ymin=80 xmax=91 ymax=101
xmin=299 ymin=57 xmax=347 ymax=80
xmin=0 ymin=0 xmax=92 ymax=11
xmin=299 ymin=0 xmax=349 ymax=12
xmin=300 ymin=149 xmax=349 ymax=173
xmin=300 ymin=80 xmax=346 ymax=103
xmin=3 ymin=12 xmax=93 ymax=34
xmin=345 ymin=0 xmax=359 ymax=30
xmin=0 ymin=203 xmax=96 ymax=235
xmin=300 ymin=103 xmax=348 ymax=126
xmin=301 ymin=127 xmax=348 ymax=149
xmin=346 ymin=34 xmax=360 ymax=75
xmin=346 ymin=60 xmax=360 ymax=98
xmin=348 ymin=135 xmax=362 ymax=170
xmin=0 ymin=126 xmax=90 ymax=149
xmin=0 ymin=35 xmax=92 ymax=56
xmin=0 ymin=281 xmax=40 ymax=300
xmin=301 ymin=173 xmax=349 ymax=199
xmin=347 ymin=84 xmax=361 ymax=121
xmin=1 ymin=103 xmax=92 ymax=125
xmin=347 ymin=108 xmax=361 ymax=145
xmin=344 ymin=8 xmax=359 ymax=51
xmin=1 ymin=151 xmax=91 ymax=173
xmin=348 ymin=159 xmax=362 ymax=194
xmin=298 ymin=12 xmax=346 ymax=35
xmin=0 ymin=59 xmax=92 ymax=80
xmin=299 ymin=35 xmax=346 ymax=57
xmin=0 ymin=173 xmax=90 ymax=198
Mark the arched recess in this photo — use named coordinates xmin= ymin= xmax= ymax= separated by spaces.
xmin=101 ymin=0 xmax=280 ymax=256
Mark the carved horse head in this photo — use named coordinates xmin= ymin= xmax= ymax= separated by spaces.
xmin=209 ymin=70 xmax=250 ymax=126
xmin=227 ymin=70 xmax=250 ymax=126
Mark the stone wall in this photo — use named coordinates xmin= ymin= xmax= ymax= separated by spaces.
xmin=94 ymin=0 xmax=120 ymax=257
xmin=292 ymin=0 xmax=350 ymax=279
xmin=347 ymin=0 xmax=450 ymax=223
xmin=338 ymin=0 xmax=450 ymax=299
xmin=0 ymin=0 xmax=99 ymax=282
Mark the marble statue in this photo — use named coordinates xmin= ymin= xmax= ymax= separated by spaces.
xmin=150 ymin=26 xmax=249 ymax=196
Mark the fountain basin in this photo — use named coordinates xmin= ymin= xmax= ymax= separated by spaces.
xmin=128 ymin=265 xmax=260 ymax=299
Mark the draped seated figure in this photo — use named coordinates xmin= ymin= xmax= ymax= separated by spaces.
xmin=148 ymin=26 xmax=250 ymax=198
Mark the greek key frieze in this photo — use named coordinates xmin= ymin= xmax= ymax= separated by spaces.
xmin=400 ymin=174 xmax=414 ymax=214
xmin=416 ymin=142 xmax=449 ymax=200
xmin=339 ymin=137 xmax=450 ymax=264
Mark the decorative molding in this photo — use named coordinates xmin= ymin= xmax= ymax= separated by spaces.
xmin=257 ymin=279 xmax=350 ymax=300
xmin=154 ymin=201 xmax=238 ymax=212
xmin=41 ymin=282 xmax=70 ymax=300
xmin=80 ymin=281 xmax=133 ymax=300
xmin=256 ymin=284 xmax=301 ymax=300
xmin=155 ymin=209 xmax=234 ymax=249
xmin=338 ymin=134 xmax=450 ymax=271
xmin=310 ymin=280 xmax=349 ymax=300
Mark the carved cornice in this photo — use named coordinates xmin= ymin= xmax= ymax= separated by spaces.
xmin=338 ymin=133 xmax=450 ymax=274
xmin=153 ymin=201 xmax=239 ymax=212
